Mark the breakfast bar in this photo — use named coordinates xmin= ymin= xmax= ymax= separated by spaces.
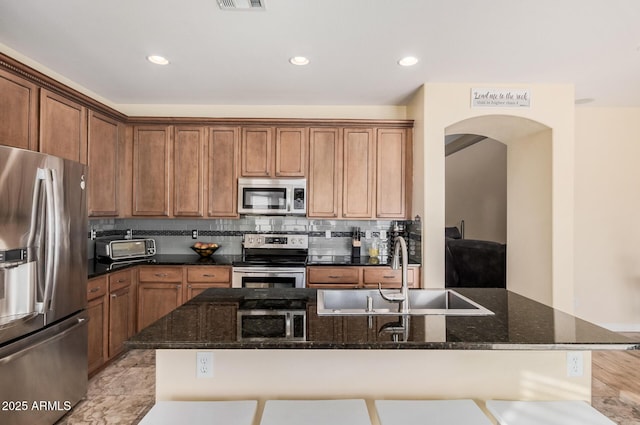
xmin=127 ymin=287 xmax=637 ymax=424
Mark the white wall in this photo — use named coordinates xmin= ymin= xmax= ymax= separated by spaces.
xmin=574 ymin=107 xmax=640 ymax=329
xmin=445 ymin=138 xmax=507 ymax=243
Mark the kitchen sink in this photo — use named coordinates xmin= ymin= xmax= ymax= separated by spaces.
xmin=316 ymin=289 xmax=493 ymax=316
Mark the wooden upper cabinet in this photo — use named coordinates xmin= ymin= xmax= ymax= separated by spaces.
xmin=0 ymin=69 xmax=38 ymax=150
xmin=173 ymin=126 xmax=205 ymax=217
xmin=275 ymin=127 xmax=307 ymax=177
xmin=88 ymin=111 xmax=120 ymax=217
xmin=307 ymin=127 xmax=342 ymax=218
xmin=39 ymin=89 xmax=87 ymax=163
xmin=208 ymin=126 xmax=240 ymax=218
xmin=132 ymin=125 xmax=172 ymax=216
xmin=376 ymin=128 xmax=410 ymax=218
xmin=241 ymin=127 xmax=273 ymax=177
xmin=342 ymin=128 xmax=375 ymax=218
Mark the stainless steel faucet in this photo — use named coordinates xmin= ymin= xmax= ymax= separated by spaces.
xmin=378 ymin=236 xmax=410 ymax=314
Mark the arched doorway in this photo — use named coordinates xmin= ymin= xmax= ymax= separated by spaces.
xmin=446 ymin=115 xmax=553 ymax=305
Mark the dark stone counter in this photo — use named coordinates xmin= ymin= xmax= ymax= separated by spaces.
xmin=88 ymin=254 xmax=240 ymax=278
xmin=126 ymin=287 xmax=639 ymax=350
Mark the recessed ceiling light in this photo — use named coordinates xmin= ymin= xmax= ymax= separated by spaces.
xmin=398 ymin=56 xmax=419 ymax=67
xmin=147 ymin=55 xmax=170 ymax=65
xmin=289 ymin=56 xmax=310 ymax=66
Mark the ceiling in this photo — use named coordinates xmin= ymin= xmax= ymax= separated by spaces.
xmin=1 ymin=0 xmax=640 ymax=107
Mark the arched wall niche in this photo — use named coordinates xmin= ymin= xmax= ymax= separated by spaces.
xmin=446 ymin=116 xmax=553 ymax=305
xmin=408 ymin=83 xmax=575 ymax=313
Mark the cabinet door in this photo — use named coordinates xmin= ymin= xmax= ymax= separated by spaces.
xmin=307 ymin=128 xmax=342 ymax=218
xmin=376 ymin=128 xmax=409 ymax=218
xmin=39 ymin=89 xmax=87 ymax=163
xmin=207 ymin=126 xmax=240 ymax=217
xmin=87 ymin=276 xmax=108 ymax=375
xmin=108 ymin=286 xmax=131 ymax=359
xmin=137 ymin=282 xmax=182 ymax=331
xmin=132 ymin=125 xmax=172 ymax=216
xmin=174 ymin=126 xmax=205 ymax=216
xmin=88 ymin=111 xmax=119 ymax=216
xmin=241 ymin=127 xmax=273 ymax=177
xmin=0 ymin=68 xmax=38 ymax=150
xmin=275 ymin=127 xmax=307 ymax=177
xmin=343 ymin=128 xmax=375 ymax=218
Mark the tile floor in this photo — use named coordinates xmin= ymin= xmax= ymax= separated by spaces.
xmin=57 ymin=348 xmax=640 ymax=424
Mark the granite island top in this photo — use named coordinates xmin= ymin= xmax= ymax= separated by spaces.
xmin=126 ymin=287 xmax=639 ymax=351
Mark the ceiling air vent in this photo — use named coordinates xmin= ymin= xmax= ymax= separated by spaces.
xmin=217 ymin=0 xmax=265 ymax=10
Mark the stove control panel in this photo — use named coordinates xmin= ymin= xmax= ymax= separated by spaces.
xmin=243 ymin=233 xmax=308 ymax=249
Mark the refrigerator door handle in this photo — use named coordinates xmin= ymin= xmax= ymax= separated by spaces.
xmin=37 ymin=168 xmax=57 ymax=313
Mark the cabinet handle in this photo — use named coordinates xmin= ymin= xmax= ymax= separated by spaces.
xmin=155 ymin=273 xmax=168 ymax=277
xmin=117 ymin=278 xmax=126 ymax=283
xmin=111 ymin=293 xmax=118 ymax=299
xmin=175 ymin=285 xmax=180 ymax=289
xmin=188 ymin=285 xmax=192 ymax=288
xmin=383 ymin=275 xmax=396 ymax=279
xmin=328 ymin=275 xmax=341 ymax=279
xmin=202 ymin=274 xmax=216 ymax=278
xmin=89 ymin=287 xmax=100 ymax=293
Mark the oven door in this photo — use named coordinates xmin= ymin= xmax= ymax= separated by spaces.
xmin=232 ymin=267 xmax=306 ymax=288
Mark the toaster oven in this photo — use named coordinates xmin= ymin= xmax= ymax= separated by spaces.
xmin=95 ymin=238 xmax=156 ymax=260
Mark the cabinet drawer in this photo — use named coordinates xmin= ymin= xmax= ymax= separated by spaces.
xmin=362 ymin=267 xmax=418 ymax=288
xmin=186 ymin=266 xmax=231 ymax=283
xmin=109 ymin=269 xmax=132 ymax=292
xmin=87 ymin=276 xmax=107 ymax=300
xmin=138 ymin=266 xmax=183 ymax=283
xmin=307 ymin=267 xmax=361 ymax=284
xmin=363 ymin=267 xmax=401 ymax=284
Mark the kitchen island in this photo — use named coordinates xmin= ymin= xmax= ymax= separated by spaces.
xmin=126 ymin=287 xmax=637 ymax=423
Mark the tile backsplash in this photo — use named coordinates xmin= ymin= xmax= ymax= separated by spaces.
xmin=88 ymin=216 xmax=421 ymax=261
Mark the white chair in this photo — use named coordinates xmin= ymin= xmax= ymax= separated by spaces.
xmin=375 ymin=399 xmax=493 ymax=425
xmin=137 ymin=400 xmax=258 ymax=425
xmin=486 ymin=400 xmax=616 ymax=425
xmin=259 ymin=399 xmax=371 ymax=425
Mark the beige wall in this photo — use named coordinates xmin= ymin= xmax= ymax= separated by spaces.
xmin=409 ymin=83 xmax=575 ymax=314
xmin=445 ymin=138 xmax=507 ymax=243
xmin=156 ymin=349 xmax=591 ymax=425
xmin=574 ymin=107 xmax=640 ymax=329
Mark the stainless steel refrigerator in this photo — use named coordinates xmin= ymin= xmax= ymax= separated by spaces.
xmin=0 ymin=145 xmax=88 ymax=425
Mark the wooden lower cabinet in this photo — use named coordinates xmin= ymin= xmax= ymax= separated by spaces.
xmin=137 ymin=265 xmax=232 ymax=331
xmin=107 ymin=269 xmax=134 ymax=359
xmin=185 ymin=266 xmax=232 ymax=302
xmin=307 ymin=265 xmax=420 ymax=289
xmin=87 ymin=276 xmax=108 ymax=376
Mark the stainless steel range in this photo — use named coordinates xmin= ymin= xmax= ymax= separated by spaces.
xmin=232 ymin=233 xmax=308 ymax=288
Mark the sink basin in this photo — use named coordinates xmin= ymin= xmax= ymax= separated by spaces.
xmin=316 ymin=289 xmax=493 ymax=316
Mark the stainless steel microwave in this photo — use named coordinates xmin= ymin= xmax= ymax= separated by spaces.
xmin=238 ymin=178 xmax=306 ymax=216
xmin=95 ymin=238 xmax=156 ymax=260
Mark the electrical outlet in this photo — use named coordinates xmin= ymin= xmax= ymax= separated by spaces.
xmin=365 ymin=230 xmax=372 ymax=239
xmin=196 ymin=352 xmax=213 ymax=378
xmin=192 ymin=229 xmax=198 ymax=239
xmin=566 ymin=352 xmax=583 ymax=377
xmin=325 ymin=230 xmax=331 ymax=239
xmin=90 ymin=229 xmax=97 ymax=240
xmin=125 ymin=229 xmax=132 ymax=240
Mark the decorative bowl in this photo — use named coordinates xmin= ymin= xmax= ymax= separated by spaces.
xmin=191 ymin=245 xmax=220 ymax=257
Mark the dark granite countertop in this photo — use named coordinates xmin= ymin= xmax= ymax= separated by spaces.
xmin=126 ymin=287 xmax=639 ymax=350
xmin=89 ymin=254 xmax=421 ymax=278
xmin=88 ymin=254 xmax=240 ymax=278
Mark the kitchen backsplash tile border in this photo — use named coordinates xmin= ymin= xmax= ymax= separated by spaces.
xmin=88 ymin=217 xmax=421 ymax=261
